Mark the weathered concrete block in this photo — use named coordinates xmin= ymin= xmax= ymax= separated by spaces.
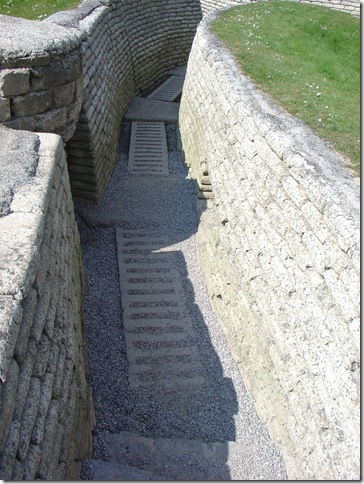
xmin=53 ymin=81 xmax=75 ymax=107
xmin=12 ymin=89 xmax=52 ymax=117
xmin=18 ymin=376 xmax=41 ymax=461
xmin=0 ymin=420 xmax=20 ymax=480
xmin=22 ymin=444 xmax=42 ymax=480
xmin=0 ymin=297 xmax=22 ymax=380
xmin=13 ymin=288 xmax=37 ymax=363
xmin=13 ymin=339 xmax=37 ymax=421
xmin=32 ymin=334 xmax=51 ymax=378
xmin=0 ymin=69 xmax=30 ymax=97
xmin=37 ymin=400 xmax=60 ymax=479
xmin=30 ymin=282 xmax=51 ymax=342
xmin=0 ymin=359 xmax=19 ymax=450
xmin=31 ymin=62 xmax=68 ymax=90
xmin=31 ymin=372 xmax=54 ymax=445
xmin=0 ymin=96 xmax=11 ymax=121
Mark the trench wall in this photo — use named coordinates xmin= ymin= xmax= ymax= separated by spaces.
xmin=200 ymin=0 xmax=360 ymax=16
xmin=0 ymin=126 xmax=95 ymax=480
xmin=178 ymin=12 xmax=360 ymax=480
xmin=0 ymin=0 xmax=202 ymax=202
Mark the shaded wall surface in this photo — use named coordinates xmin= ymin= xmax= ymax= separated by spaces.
xmin=178 ymin=12 xmax=360 ymax=480
xmin=0 ymin=126 xmax=95 ymax=480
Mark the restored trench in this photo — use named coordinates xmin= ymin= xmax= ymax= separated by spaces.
xmin=75 ymin=66 xmax=287 ymax=480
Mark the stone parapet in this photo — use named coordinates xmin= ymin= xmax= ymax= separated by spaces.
xmin=0 ymin=126 xmax=94 ymax=480
xmin=178 ymin=12 xmax=360 ymax=480
xmin=200 ymin=0 xmax=360 ymax=16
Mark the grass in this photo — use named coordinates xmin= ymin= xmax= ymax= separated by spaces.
xmin=211 ymin=0 xmax=360 ymax=173
xmin=0 ymin=0 xmax=82 ymax=20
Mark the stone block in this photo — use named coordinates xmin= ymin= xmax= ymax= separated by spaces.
xmin=0 ymin=68 xmax=30 ymax=97
xmin=37 ymin=400 xmax=60 ymax=479
xmin=53 ymin=81 xmax=75 ymax=108
xmin=33 ymin=107 xmax=67 ymax=134
xmin=13 ymin=339 xmax=37 ymax=421
xmin=31 ymin=372 xmax=54 ymax=445
xmin=30 ymin=282 xmax=52 ymax=342
xmin=18 ymin=376 xmax=41 ymax=460
xmin=31 ymin=62 xmax=67 ymax=90
xmin=11 ymin=458 xmax=24 ymax=480
xmin=52 ymin=344 xmax=66 ymax=400
xmin=12 ymin=89 xmax=52 ymax=117
xmin=13 ymin=288 xmax=37 ymax=364
xmin=0 ymin=420 xmax=20 ymax=480
xmin=0 ymin=213 xmax=42 ymax=298
xmin=0 ymin=359 xmax=19 ymax=450
xmin=32 ymin=334 xmax=51 ymax=378
xmin=22 ymin=444 xmax=42 ymax=480
xmin=0 ymin=297 xmax=22 ymax=380
xmin=0 ymin=96 xmax=11 ymax=121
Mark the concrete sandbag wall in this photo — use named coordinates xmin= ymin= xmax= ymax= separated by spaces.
xmin=178 ymin=12 xmax=360 ymax=480
xmin=0 ymin=0 xmax=202 ymax=202
xmin=200 ymin=0 xmax=360 ymax=16
xmin=46 ymin=0 xmax=202 ymax=201
xmin=0 ymin=126 xmax=95 ymax=480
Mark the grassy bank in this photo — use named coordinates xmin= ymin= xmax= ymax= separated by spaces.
xmin=0 ymin=0 xmax=82 ymax=20
xmin=212 ymin=1 xmax=360 ymax=173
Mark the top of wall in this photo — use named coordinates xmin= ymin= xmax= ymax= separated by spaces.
xmin=0 ymin=15 xmax=80 ymax=66
xmin=0 ymin=0 xmax=106 ymax=66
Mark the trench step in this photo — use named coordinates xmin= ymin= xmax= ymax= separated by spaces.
xmin=83 ymin=459 xmax=168 ymax=480
xmin=116 ymin=229 xmax=204 ymax=389
xmin=87 ymin=430 xmax=281 ymax=481
xmin=147 ymin=75 xmax=185 ymax=102
xmin=128 ymin=121 xmax=168 ymax=175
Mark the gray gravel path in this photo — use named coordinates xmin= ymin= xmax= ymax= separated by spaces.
xmin=75 ymin=105 xmax=287 ymax=479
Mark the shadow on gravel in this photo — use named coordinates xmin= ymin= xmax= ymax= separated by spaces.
xmin=74 ymin=122 xmax=246 ymax=479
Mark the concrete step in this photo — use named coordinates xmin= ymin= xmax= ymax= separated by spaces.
xmin=83 ymin=459 xmax=168 ymax=480
xmin=124 ymin=97 xmax=180 ymax=122
xmin=92 ymin=430 xmax=282 ymax=480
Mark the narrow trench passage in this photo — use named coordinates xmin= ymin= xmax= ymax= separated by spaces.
xmin=75 ymin=66 xmax=287 ymax=480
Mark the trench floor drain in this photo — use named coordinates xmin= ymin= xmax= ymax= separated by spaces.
xmin=147 ymin=75 xmax=185 ymax=102
xmin=128 ymin=121 xmax=168 ymax=175
xmin=116 ymin=229 xmax=205 ymax=389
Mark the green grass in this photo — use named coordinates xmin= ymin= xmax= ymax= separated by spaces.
xmin=0 ymin=0 xmax=82 ymax=20
xmin=212 ymin=1 xmax=360 ymax=173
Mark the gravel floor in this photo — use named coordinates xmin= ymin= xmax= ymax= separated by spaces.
xmin=75 ymin=121 xmax=287 ymax=479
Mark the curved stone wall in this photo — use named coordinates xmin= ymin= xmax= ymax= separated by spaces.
xmin=200 ymin=0 xmax=360 ymax=16
xmin=53 ymin=0 xmax=202 ymax=201
xmin=0 ymin=126 xmax=94 ymax=480
xmin=0 ymin=0 xmax=202 ymax=201
xmin=178 ymin=12 xmax=360 ymax=480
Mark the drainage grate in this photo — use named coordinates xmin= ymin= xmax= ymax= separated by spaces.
xmin=147 ymin=76 xmax=185 ymax=102
xmin=128 ymin=121 xmax=169 ymax=175
xmin=117 ymin=230 xmax=205 ymax=388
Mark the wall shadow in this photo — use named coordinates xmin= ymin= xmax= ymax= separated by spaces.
xmin=74 ymin=118 xmax=240 ymax=479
